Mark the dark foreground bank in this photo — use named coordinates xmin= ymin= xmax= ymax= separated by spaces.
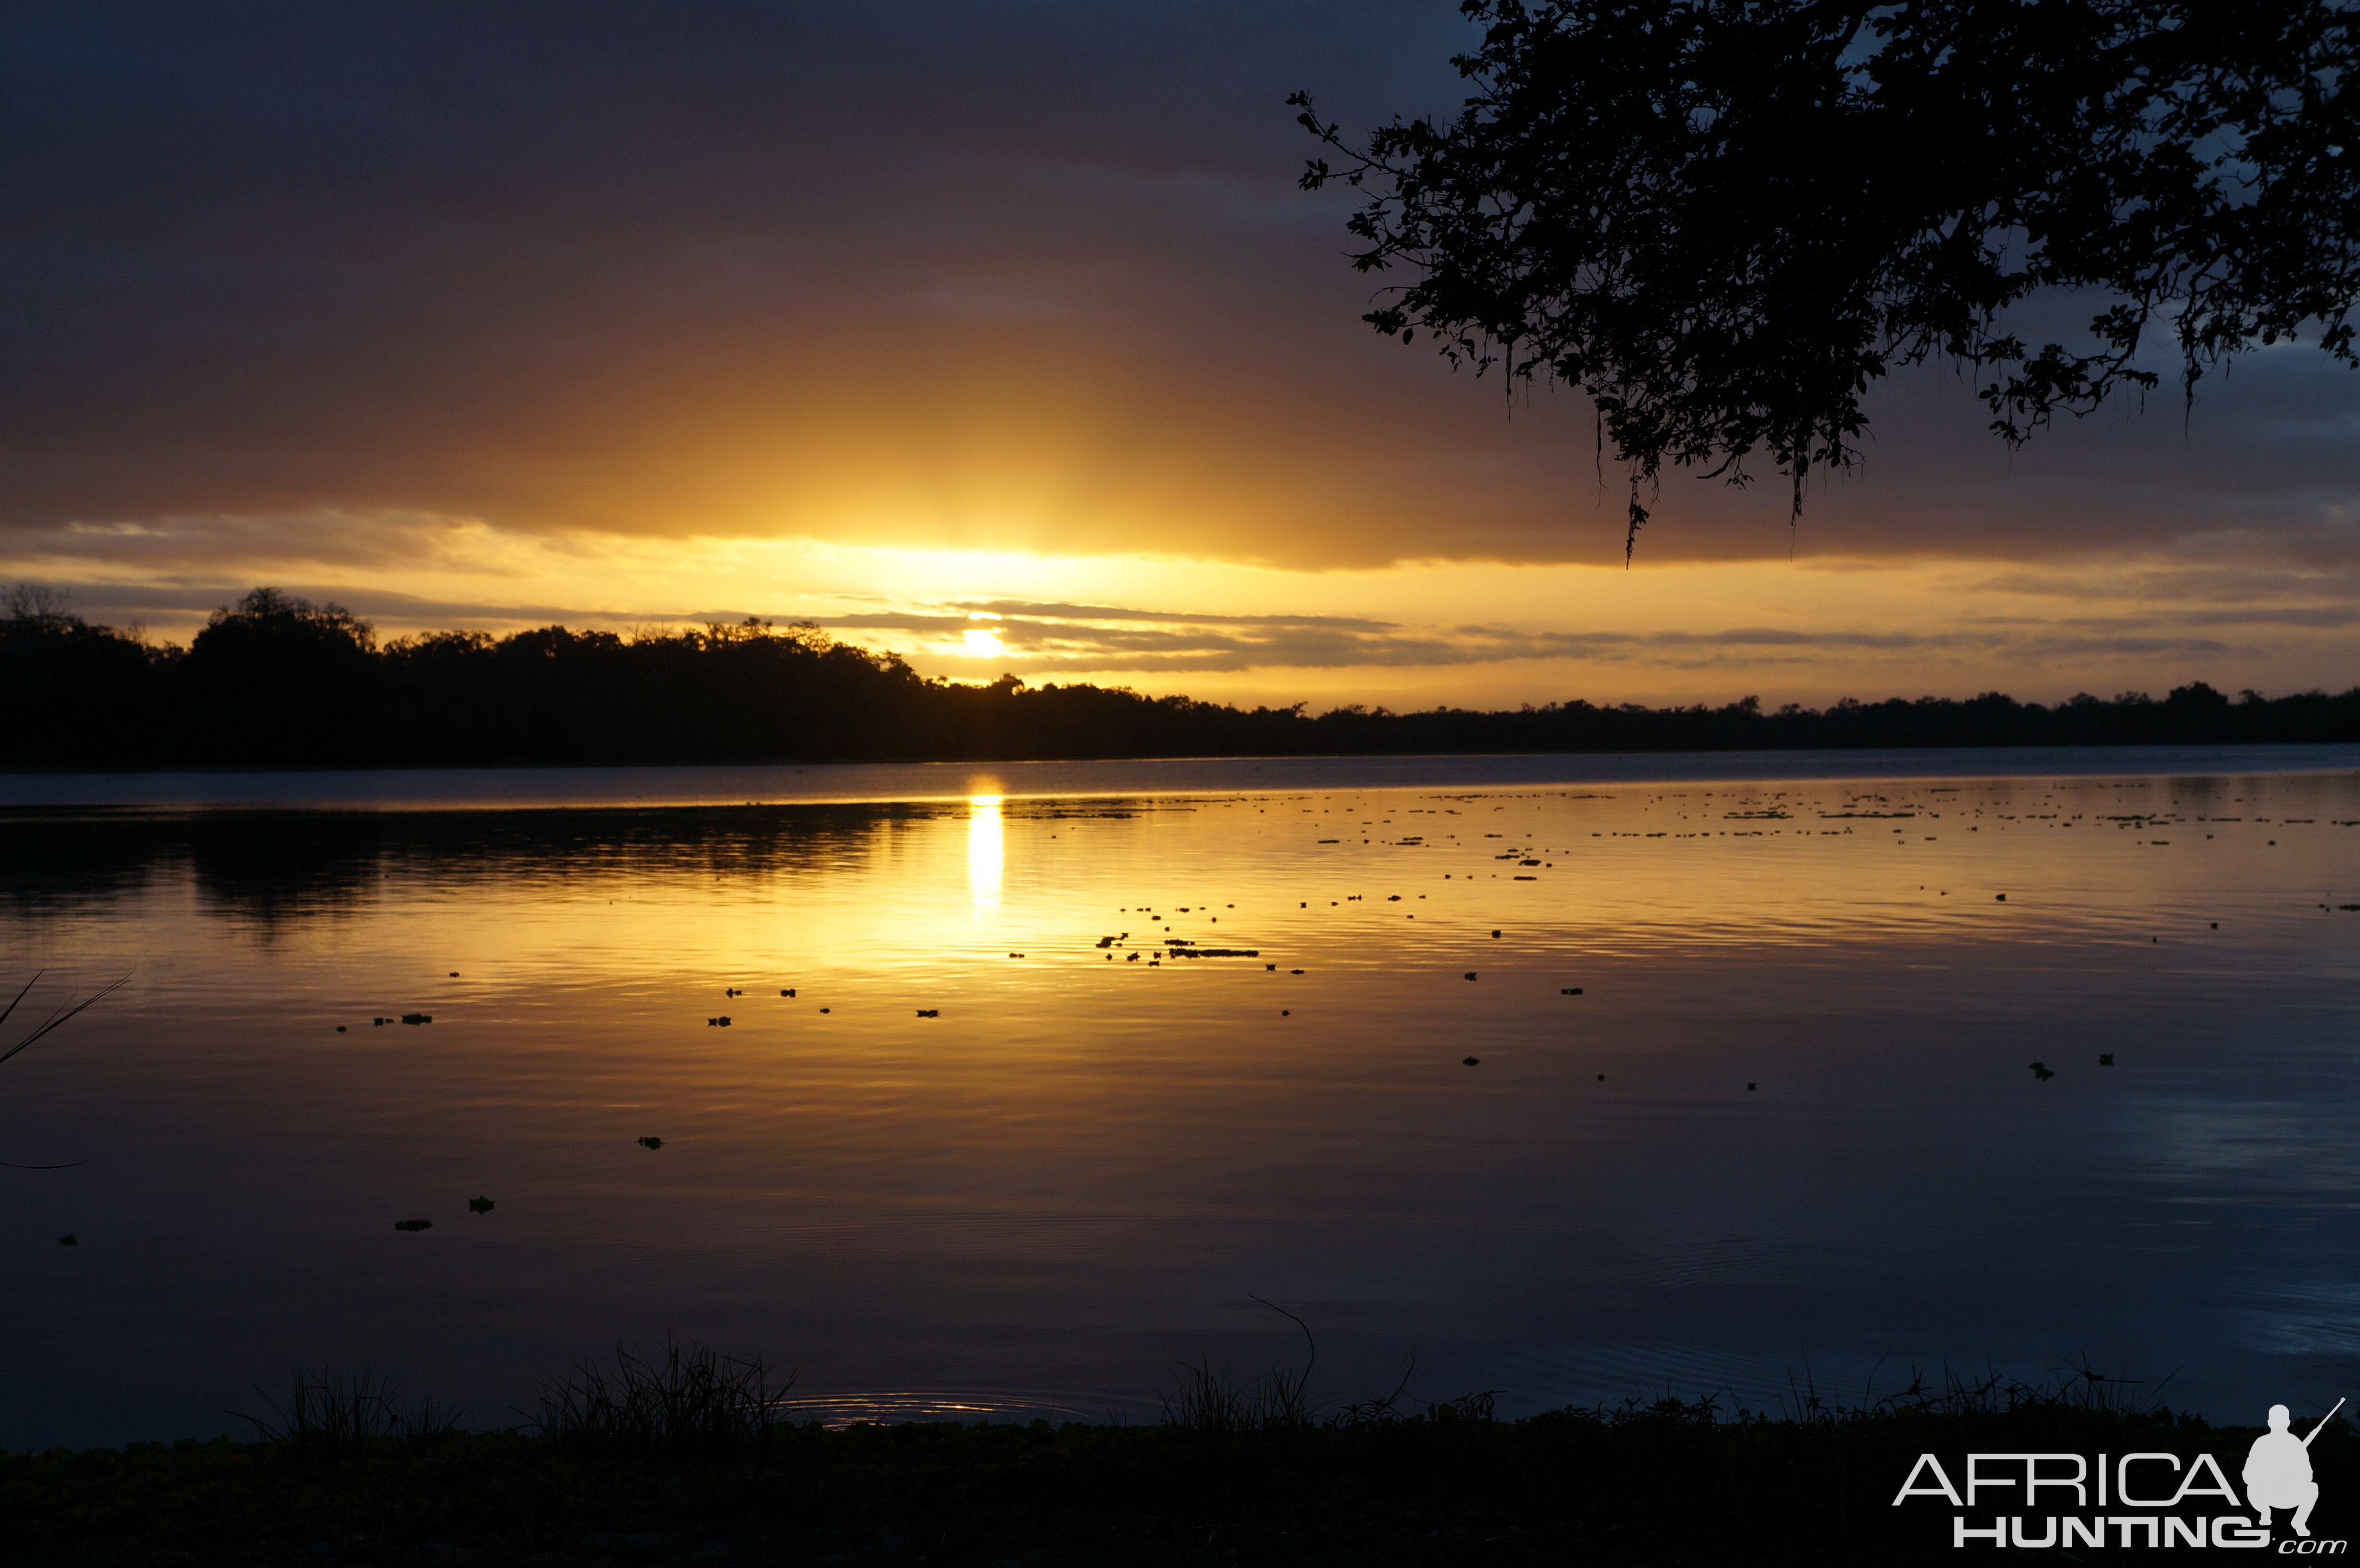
xmin=9 ymin=588 xmax=2360 ymax=770
xmin=3 ymin=1389 xmax=2340 ymax=1566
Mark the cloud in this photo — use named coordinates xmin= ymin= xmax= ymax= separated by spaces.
xmin=25 ymin=577 xmax=677 ymax=637
xmin=784 ymin=597 xmax=2245 ymax=678
xmin=955 ymin=599 xmax=1396 ymax=632
xmin=1 ymin=2 xmax=2355 ymax=577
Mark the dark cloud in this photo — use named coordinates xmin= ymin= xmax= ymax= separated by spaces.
xmin=2176 ymin=607 xmax=2360 ymax=629
xmin=955 ymin=599 xmax=1395 ymax=632
xmin=2 ymin=3 xmax=2355 ymax=572
xmin=43 ymin=578 xmax=665 ymax=634
xmin=797 ymin=600 xmax=2242 ymax=675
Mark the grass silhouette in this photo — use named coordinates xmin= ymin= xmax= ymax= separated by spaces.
xmin=0 ymin=970 xmax=126 ymax=1169
xmin=5 ymin=1344 xmax=2300 ymax=1565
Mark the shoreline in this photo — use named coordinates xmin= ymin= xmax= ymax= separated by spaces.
xmin=6 ymin=1375 xmax=2304 ymax=1567
xmin=4 ymin=741 xmax=2357 ymax=813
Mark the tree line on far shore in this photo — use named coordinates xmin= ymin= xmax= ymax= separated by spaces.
xmin=5 ymin=587 xmax=2356 ymax=771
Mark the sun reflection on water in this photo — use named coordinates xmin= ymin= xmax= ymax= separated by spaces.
xmin=967 ymin=793 xmax=1004 ymax=912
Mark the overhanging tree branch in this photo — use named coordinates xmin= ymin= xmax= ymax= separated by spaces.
xmin=1296 ymin=0 xmax=2360 ymax=559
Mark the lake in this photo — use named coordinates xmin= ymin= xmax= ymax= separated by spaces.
xmin=5 ymin=746 xmax=2360 ymax=1448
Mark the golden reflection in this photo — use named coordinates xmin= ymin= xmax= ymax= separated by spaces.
xmin=967 ymin=793 xmax=1004 ymax=912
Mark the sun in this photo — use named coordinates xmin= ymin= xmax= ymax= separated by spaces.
xmin=959 ymin=611 xmax=1007 ymax=659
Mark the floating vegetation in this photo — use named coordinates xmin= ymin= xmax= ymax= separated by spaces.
xmin=638 ymin=1136 xmax=664 ymax=1150
xmin=393 ymin=1219 xmax=433 ymax=1232
xmin=707 ymin=1016 xmax=731 ymax=1026
xmin=780 ymin=988 xmax=796 ymax=997
xmin=56 ymin=1233 xmax=76 ymax=1246
xmin=1561 ymin=987 xmax=1584 ymax=995
xmin=2099 ymin=1054 xmax=2114 ymax=1066
xmin=2029 ymin=1062 xmax=2056 ymax=1081
xmin=1463 ymin=972 xmax=1478 ymax=981
xmin=1463 ymin=1056 xmax=1480 ymax=1066
xmin=401 ymin=1013 xmax=431 ymax=1025
xmin=468 ymin=1196 xmax=495 ymax=1214
xmin=916 ymin=1009 xmax=939 ymax=1018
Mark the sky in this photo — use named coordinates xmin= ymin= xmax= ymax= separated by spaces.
xmin=4 ymin=1 xmax=2358 ymax=711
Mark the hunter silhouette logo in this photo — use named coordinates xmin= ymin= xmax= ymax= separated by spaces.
xmin=2249 ymin=1399 xmax=2343 ymax=1539
xmin=1891 ymin=1396 xmax=2348 ymax=1550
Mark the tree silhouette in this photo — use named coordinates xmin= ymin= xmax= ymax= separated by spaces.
xmin=1293 ymin=0 xmax=2360 ymax=556
xmin=6 ymin=583 xmax=2359 ymax=765
xmin=183 ymin=588 xmax=379 ymax=764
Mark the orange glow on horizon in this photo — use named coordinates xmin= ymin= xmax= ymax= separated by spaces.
xmin=18 ymin=528 xmax=2360 ymax=715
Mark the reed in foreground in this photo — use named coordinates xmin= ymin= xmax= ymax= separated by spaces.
xmin=5 ymin=1362 xmax=2330 ymax=1567
xmin=530 ymin=1337 xmax=797 ymax=1456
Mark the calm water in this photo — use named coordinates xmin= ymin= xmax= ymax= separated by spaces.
xmin=6 ymin=748 xmax=2360 ymax=1447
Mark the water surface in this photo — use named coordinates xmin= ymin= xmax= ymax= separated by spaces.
xmin=5 ymin=752 xmax=2360 ymax=1446
xmin=10 ymin=742 xmax=2358 ymax=808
